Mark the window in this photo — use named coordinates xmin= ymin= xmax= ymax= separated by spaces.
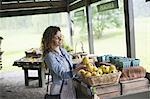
xmin=133 ymin=0 xmax=150 ymax=72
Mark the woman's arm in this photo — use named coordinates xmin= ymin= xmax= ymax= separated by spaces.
xmin=45 ymin=53 xmax=72 ymax=79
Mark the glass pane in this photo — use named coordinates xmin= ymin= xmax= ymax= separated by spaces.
xmin=71 ymin=7 xmax=89 ymax=54
xmin=133 ymin=0 xmax=150 ymax=72
xmin=92 ymin=0 xmax=126 ymax=56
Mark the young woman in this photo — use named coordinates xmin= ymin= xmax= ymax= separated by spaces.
xmin=41 ymin=26 xmax=77 ymax=99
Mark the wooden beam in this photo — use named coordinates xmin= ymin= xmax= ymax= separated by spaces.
xmin=90 ymin=0 xmax=101 ymax=4
xmin=0 ymin=1 xmax=66 ymax=10
xmin=69 ymin=0 xmax=102 ymax=11
xmin=69 ymin=0 xmax=84 ymax=11
xmin=85 ymin=0 xmax=94 ymax=54
xmin=0 ymin=7 xmax=67 ymax=17
xmin=68 ymin=0 xmax=77 ymax=4
xmin=124 ymin=0 xmax=136 ymax=58
xmin=66 ymin=0 xmax=73 ymax=46
xmin=0 ymin=0 xmax=2 ymax=7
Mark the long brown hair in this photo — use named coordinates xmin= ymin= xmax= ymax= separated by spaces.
xmin=41 ymin=26 xmax=61 ymax=57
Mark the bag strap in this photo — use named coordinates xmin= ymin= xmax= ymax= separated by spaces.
xmin=45 ymin=66 xmax=64 ymax=95
xmin=46 ymin=69 xmax=50 ymax=94
xmin=59 ymin=79 xmax=64 ymax=94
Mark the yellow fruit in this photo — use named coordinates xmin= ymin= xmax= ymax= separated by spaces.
xmin=109 ymin=65 xmax=117 ymax=73
xmin=96 ymin=72 xmax=101 ymax=76
xmin=109 ymin=69 xmax=118 ymax=73
xmin=82 ymin=57 xmax=90 ymax=65
xmin=102 ymin=66 xmax=110 ymax=73
xmin=86 ymin=63 xmax=94 ymax=72
xmin=78 ymin=69 xmax=86 ymax=75
xmin=84 ymin=72 xmax=92 ymax=78
xmin=99 ymin=65 xmax=105 ymax=69
xmin=109 ymin=65 xmax=117 ymax=71
xmin=93 ymin=66 xmax=98 ymax=71
xmin=97 ymin=68 xmax=103 ymax=75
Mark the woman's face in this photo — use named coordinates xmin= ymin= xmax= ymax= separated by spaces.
xmin=52 ymin=31 xmax=63 ymax=47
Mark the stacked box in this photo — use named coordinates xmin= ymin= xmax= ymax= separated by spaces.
xmin=73 ymin=78 xmax=121 ymax=99
xmin=97 ymin=54 xmax=112 ymax=62
xmin=120 ymin=78 xmax=149 ymax=95
xmin=130 ymin=58 xmax=140 ymax=66
xmin=96 ymin=84 xmax=121 ymax=99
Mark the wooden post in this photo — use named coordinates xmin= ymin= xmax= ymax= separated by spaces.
xmin=85 ymin=0 xmax=94 ymax=54
xmin=66 ymin=0 xmax=73 ymax=47
xmin=67 ymin=12 xmax=73 ymax=47
xmin=124 ymin=0 xmax=136 ymax=58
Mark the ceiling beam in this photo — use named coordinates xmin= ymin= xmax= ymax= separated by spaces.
xmin=68 ymin=0 xmax=76 ymax=4
xmin=0 ymin=7 xmax=67 ymax=17
xmin=90 ymin=0 xmax=101 ymax=4
xmin=0 ymin=1 xmax=66 ymax=10
xmin=69 ymin=0 xmax=84 ymax=11
xmin=69 ymin=0 xmax=102 ymax=11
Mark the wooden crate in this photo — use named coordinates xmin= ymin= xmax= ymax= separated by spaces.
xmin=73 ymin=78 xmax=121 ymax=99
xmin=95 ymin=84 xmax=120 ymax=95
xmin=96 ymin=84 xmax=121 ymax=99
xmin=120 ymin=78 xmax=149 ymax=95
xmin=98 ymin=91 xmax=120 ymax=99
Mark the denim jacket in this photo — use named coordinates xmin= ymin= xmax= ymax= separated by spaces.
xmin=44 ymin=48 xmax=73 ymax=85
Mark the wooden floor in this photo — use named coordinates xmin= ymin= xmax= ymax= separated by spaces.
xmin=112 ymin=91 xmax=150 ymax=99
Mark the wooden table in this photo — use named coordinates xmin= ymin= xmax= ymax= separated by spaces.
xmin=13 ymin=57 xmax=44 ymax=87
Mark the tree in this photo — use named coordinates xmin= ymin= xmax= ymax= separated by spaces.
xmin=92 ymin=6 xmax=123 ymax=39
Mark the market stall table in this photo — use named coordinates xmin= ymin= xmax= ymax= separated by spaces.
xmin=13 ymin=57 xmax=44 ymax=87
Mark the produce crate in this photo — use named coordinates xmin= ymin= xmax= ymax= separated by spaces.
xmin=97 ymin=56 xmax=106 ymax=62
xmin=97 ymin=55 xmax=112 ymax=62
xmin=73 ymin=78 xmax=121 ymax=99
xmin=120 ymin=78 xmax=149 ymax=95
xmin=96 ymin=84 xmax=121 ymax=99
xmin=82 ymin=72 xmax=122 ymax=86
xmin=130 ymin=58 xmax=140 ymax=66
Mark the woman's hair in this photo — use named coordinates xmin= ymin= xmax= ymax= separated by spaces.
xmin=41 ymin=26 xmax=61 ymax=57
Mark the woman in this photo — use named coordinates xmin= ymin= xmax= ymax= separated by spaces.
xmin=41 ymin=26 xmax=77 ymax=99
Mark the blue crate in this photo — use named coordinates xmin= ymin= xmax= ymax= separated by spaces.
xmin=104 ymin=54 xmax=112 ymax=62
xmin=117 ymin=61 xmax=131 ymax=68
xmin=131 ymin=59 xmax=140 ymax=66
xmin=109 ymin=56 xmax=115 ymax=63
xmin=97 ymin=56 xmax=105 ymax=62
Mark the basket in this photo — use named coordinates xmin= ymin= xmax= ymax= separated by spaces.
xmin=81 ymin=71 xmax=122 ymax=86
xmin=25 ymin=48 xmax=42 ymax=58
